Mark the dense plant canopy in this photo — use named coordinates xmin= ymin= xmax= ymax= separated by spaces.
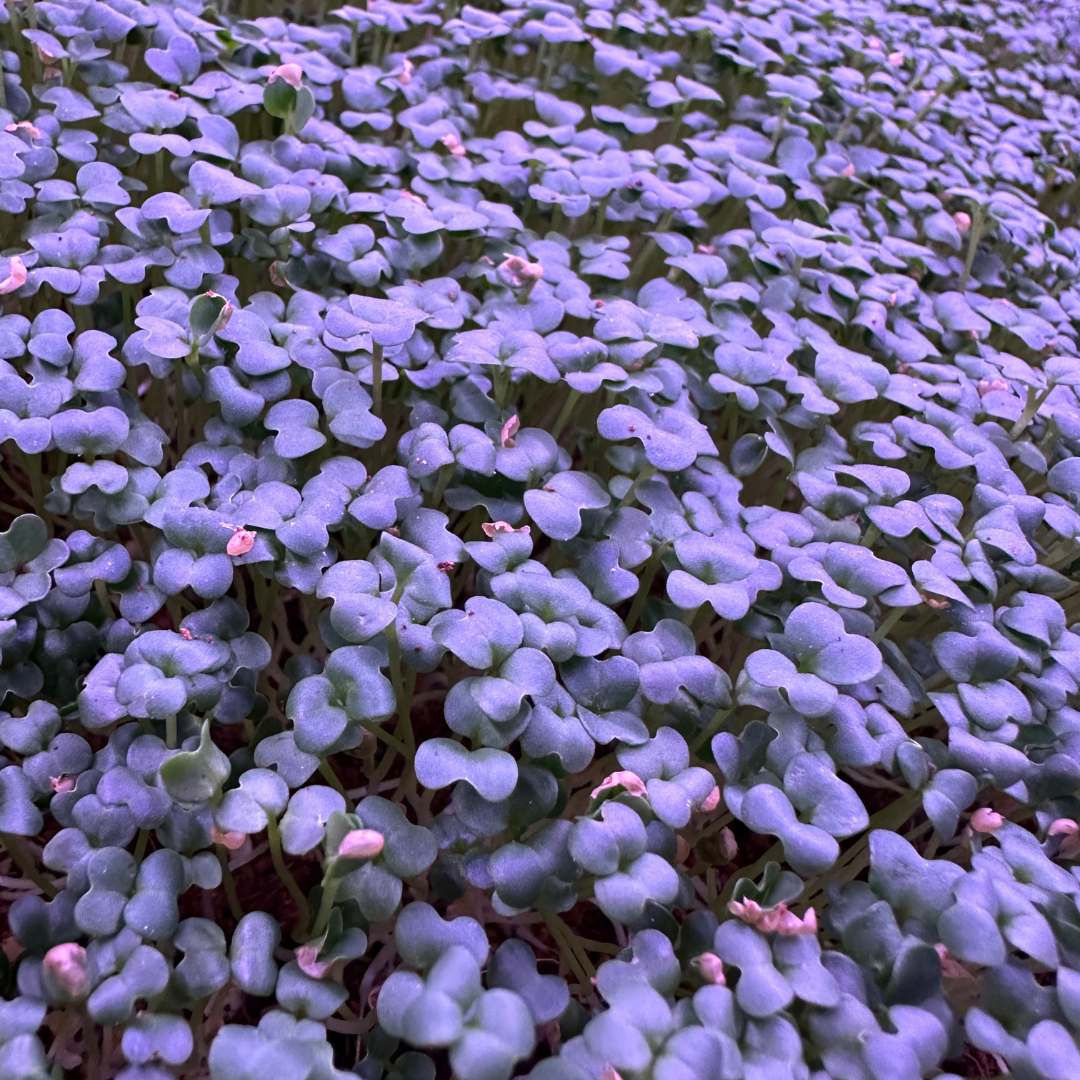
xmin=4 ymin=0 xmax=1080 ymax=1078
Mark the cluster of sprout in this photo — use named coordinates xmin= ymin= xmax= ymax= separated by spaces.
xmin=4 ymin=0 xmax=1080 ymax=1078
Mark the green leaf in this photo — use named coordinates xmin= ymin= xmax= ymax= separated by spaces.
xmin=263 ymin=79 xmax=297 ymax=119
xmin=157 ymin=721 xmax=230 ymax=809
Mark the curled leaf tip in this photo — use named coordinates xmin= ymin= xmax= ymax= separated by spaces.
xmin=481 ymin=521 xmax=530 ymax=537
xmin=499 ymin=254 xmax=544 ymax=288
xmin=591 ymin=770 xmax=647 ymax=800
xmin=338 ymin=828 xmax=385 ymax=860
xmin=500 ymin=415 xmax=520 ymax=448
xmin=0 ymin=255 xmax=27 ymax=294
xmin=729 ymin=900 xmax=817 ymax=936
xmin=211 ymin=825 xmax=248 ymax=850
xmin=694 ymin=952 xmax=726 ymax=985
xmin=1049 ymin=818 xmax=1079 ymax=836
xmin=43 ymin=943 xmax=90 ymax=998
xmin=269 ymin=63 xmax=303 ymax=89
xmin=5 ymin=120 xmax=42 ymax=140
xmin=295 ymin=944 xmax=333 ymax=980
xmin=971 ymin=807 xmax=1004 ymax=833
xmin=227 ymin=527 xmax=256 ymax=556
xmin=440 ymin=132 xmax=466 ymax=156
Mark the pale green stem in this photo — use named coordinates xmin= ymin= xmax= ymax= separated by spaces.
xmin=872 ymin=605 xmax=909 ymax=644
xmin=624 ymin=546 xmax=664 ymax=633
xmin=771 ymin=100 xmax=790 ymax=149
xmin=361 ymin=720 xmax=409 ymax=758
xmin=267 ymin=816 xmax=310 ymax=937
xmin=309 ymin=878 xmax=341 ymax=941
xmin=1009 ymin=385 xmax=1052 ymax=440
xmin=133 ymin=828 xmax=150 ymax=865
xmin=550 ymin=389 xmax=581 ymax=441
xmin=371 ymin=342 xmax=384 ymax=415
xmin=616 ymin=464 xmax=656 ymax=511
xmin=429 ymin=462 xmax=455 ymax=509
xmin=0 ymin=833 xmax=57 ymax=896
xmin=689 ymin=706 xmax=733 ymax=754
xmin=317 ymin=760 xmax=351 ymax=809
xmin=957 ymin=206 xmax=984 ymax=291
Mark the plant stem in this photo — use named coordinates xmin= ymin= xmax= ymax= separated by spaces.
xmin=624 ymin=544 xmax=665 ymax=633
xmin=165 ymin=713 xmax=177 ymax=750
xmin=216 ymin=847 xmax=244 ymax=921
xmin=361 ymin=720 xmax=409 ymax=758
xmin=309 ymin=878 xmax=341 ymax=941
xmin=543 ymin=912 xmax=593 ymax=987
xmin=550 ymin=389 xmax=581 ymax=441
xmin=0 ymin=833 xmax=57 ymax=896
xmin=266 ymin=816 xmax=310 ymax=937
xmin=318 ymin=759 xmax=352 ymax=809
xmin=771 ymin=100 xmax=790 ymax=150
xmin=872 ymin=605 xmax=909 ymax=643
xmin=81 ymin=1009 xmax=99 ymax=1080
xmin=25 ymin=451 xmax=42 ymax=506
xmin=690 ymin=706 xmax=732 ymax=754
xmin=430 ymin=462 xmax=455 ymax=509
xmin=957 ymin=206 xmax=984 ymax=290
xmin=1009 ymin=384 xmax=1052 ymax=439
xmin=371 ymin=342 xmax=384 ymax=415
xmin=616 ymin=463 xmax=656 ymax=510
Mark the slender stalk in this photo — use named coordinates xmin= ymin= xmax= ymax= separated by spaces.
xmin=616 ymin=464 xmax=656 ymax=511
xmin=543 ymin=912 xmax=592 ymax=987
xmin=593 ymin=195 xmax=609 ymax=235
xmin=133 ymin=828 xmax=150 ymax=865
xmin=771 ymin=100 xmax=790 ymax=149
xmin=429 ymin=462 xmax=455 ymax=509
xmin=165 ymin=713 xmax=177 ymax=750
xmin=318 ymin=759 xmax=352 ymax=809
xmin=1009 ymin=384 xmax=1052 ymax=439
xmin=872 ymin=605 xmax=909 ymax=644
xmin=266 ymin=816 xmax=310 ymax=937
xmin=81 ymin=1009 xmax=99 ymax=1080
xmin=309 ymin=878 xmax=341 ymax=941
xmin=689 ymin=706 xmax=732 ymax=754
xmin=624 ymin=545 xmax=664 ymax=633
xmin=216 ymin=846 xmax=244 ymax=920
xmin=371 ymin=342 xmax=384 ymax=415
xmin=550 ymin=389 xmax=581 ymax=441
xmin=957 ymin=205 xmax=984 ymax=291
xmin=493 ymin=364 xmax=511 ymax=406
xmin=0 ymin=833 xmax=57 ymax=896
xmin=24 ymin=450 xmax=42 ymax=507
xmin=361 ymin=720 xmax=409 ymax=758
